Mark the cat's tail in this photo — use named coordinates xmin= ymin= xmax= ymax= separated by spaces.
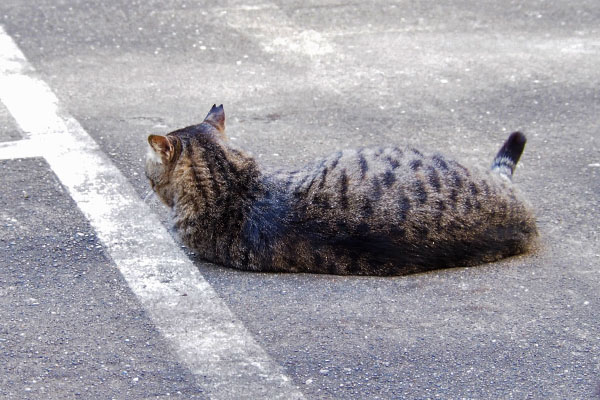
xmin=491 ymin=131 xmax=526 ymax=178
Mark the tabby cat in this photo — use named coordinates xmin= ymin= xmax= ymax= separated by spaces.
xmin=145 ymin=105 xmax=537 ymax=275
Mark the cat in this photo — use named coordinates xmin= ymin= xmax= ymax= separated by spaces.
xmin=145 ymin=104 xmax=537 ymax=275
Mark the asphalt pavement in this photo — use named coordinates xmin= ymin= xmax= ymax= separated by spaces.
xmin=1 ymin=0 xmax=599 ymax=399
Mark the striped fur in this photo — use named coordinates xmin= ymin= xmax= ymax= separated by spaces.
xmin=145 ymin=106 xmax=537 ymax=275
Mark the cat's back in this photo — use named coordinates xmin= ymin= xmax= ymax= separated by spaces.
xmin=279 ymin=145 xmax=505 ymax=223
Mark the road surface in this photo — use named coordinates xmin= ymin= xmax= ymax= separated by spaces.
xmin=1 ymin=1 xmax=599 ymax=398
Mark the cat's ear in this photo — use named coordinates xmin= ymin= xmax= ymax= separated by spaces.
xmin=148 ymin=134 xmax=175 ymax=163
xmin=204 ymin=104 xmax=225 ymax=133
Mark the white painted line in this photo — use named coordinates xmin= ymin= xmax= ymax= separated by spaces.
xmin=0 ymin=139 xmax=43 ymax=160
xmin=0 ymin=25 xmax=304 ymax=400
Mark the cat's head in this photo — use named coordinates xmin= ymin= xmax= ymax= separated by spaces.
xmin=145 ymin=104 xmax=226 ymax=207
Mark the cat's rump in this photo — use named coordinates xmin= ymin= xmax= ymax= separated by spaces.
xmin=273 ymin=140 xmax=537 ymax=274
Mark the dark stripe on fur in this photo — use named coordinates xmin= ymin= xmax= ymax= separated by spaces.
xmin=410 ymin=159 xmax=422 ymax=171
xmin=387 ymin=156 xmax=400 ymax=169
xmin=358 ymin=152 xmax=368 ymax=179
xmin=185 ymin=144 xmax=211 ymax=206
xmin=427 ymin=166 xmax=441 ymax=192
xmin=382 ymin=170 xmax=396 ymax=187
xmin=372 ymin=177 xmax=383 ymax=201
xmin=398 ymin=194 xmax=411 ymax=221
xmin=433 ymin=154 xmax=449 ymax=171
xmin=330 ymin=151 xmax=343 ymax=171
xmin=338 ymin=169 xmax=349 ymax=208
xmin=317 ymin=167 xmax=329 ymax=189
xmin=414 ymin=180 xmax=427 ymax=204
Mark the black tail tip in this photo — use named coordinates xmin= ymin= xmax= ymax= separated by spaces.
xmin=508 ymin=131 xmax=526 ymax=147
xmin=492 ymin=131 xmax=527 ymax=177
xmin=503 ymin=131 xmax=527 ymax=163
